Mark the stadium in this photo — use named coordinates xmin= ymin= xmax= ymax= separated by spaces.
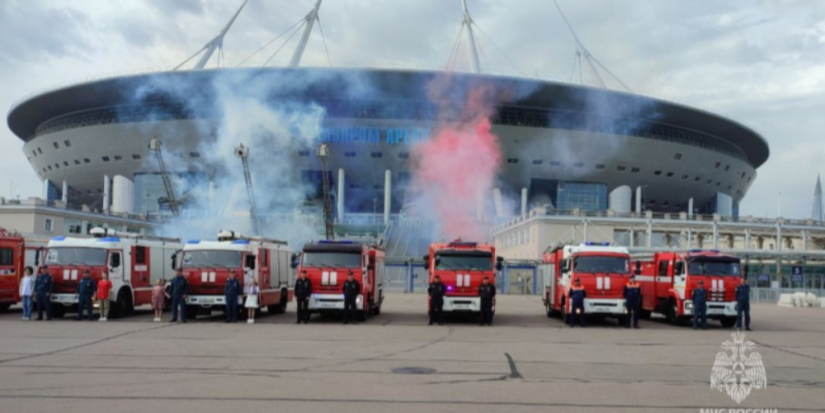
xmin=5 ymin=1 xmax=768 ymax=222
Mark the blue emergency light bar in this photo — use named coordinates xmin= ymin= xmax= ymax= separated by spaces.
xmin=51 ymin=236 xmax=66 ymax=241
xmin=318 ymin=240 xmax=353 ymax=244
xmin=584 ymin=242 xmax=611 ymax=246
xmin=97 ymin=237 xmax=120 ymax=242
xmin=186 ymin=240 xmax=201 ymax=244
xmin=232 ymin=239 xmax=251 ymax=245
xmin=689 ymin=249 xmax=721 ymax=253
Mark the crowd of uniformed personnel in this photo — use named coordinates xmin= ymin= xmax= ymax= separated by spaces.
xmin=18 ymin=266 xmax=753 ymax=329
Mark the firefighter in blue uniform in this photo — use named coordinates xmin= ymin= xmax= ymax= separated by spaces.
xmin=224 ymin=270 xmax=241 ymax=323
xmin=295 ymin=271 xmax=312 ymax=324
xmin=75 ymin=269 xmax=97 ymax=321
xmin=342 ymin=271 xmax=361 ymax=324
xmin=735 ymin=276 xmax=751 ymax=331
xmin=623 ymin=275 xmax=642 ymax=329
xmin=478 ymin=277 xmax=496 ymax=326
xmin=428 ymin=275 xmax=446 ymax=326
xmin=692 ymin=280 xmax=708 ymax=330
xmin=34 ymin=266 xmax=53 ymax=321
xmin=169 ymin=270 xmax=189 ymax=323
xmin=568 ymin=277 xmax=587 ymax=327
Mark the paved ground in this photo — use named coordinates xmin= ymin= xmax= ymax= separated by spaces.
xmin=0 ymin=294 xmax=823 ymax=413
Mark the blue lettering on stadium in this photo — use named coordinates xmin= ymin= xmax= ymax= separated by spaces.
xmin=320 ymin=127 xmax=430 ymax=144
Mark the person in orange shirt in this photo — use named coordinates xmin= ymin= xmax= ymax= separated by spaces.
xmin=95 ymin=270 xmax=113 ymax=321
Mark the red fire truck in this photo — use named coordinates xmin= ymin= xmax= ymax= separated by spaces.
xmin=294 ymin=240 xmax=386 ymax=320
xmin=180 ymin=230 xmax=295 ymax=319
xmin=636 ymin=250 xmax=741 ymax=327
xmin=45 ymin=228 xmax=181 ymax=318
xmin=540 ymin=242 xmax=631 ymax=324
xmin=422 ymin=240 xmax=503 ymax=316
xmin=0 ymin=229 xmax=48 ymax=311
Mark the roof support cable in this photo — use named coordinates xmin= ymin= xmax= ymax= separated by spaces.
xmin=262 ymin=20 xmax=307 ymax=66
xmin=236 ymin=18 xmax=306 ymax=67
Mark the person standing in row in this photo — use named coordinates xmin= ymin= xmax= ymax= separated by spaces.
xmin=623 ymin=275 xmax=642 ymax=329
xmin=568 ymin=278 xmax=586 ymax=328
xmin=294 ymin=271 xmax=312 ymax=324
xmin=428 ymin=275 xmax=445 ymax=326
xmin=96 ymin=270 xmax=113 ymax=321
xmin=692 ymin=280 xmax=708 ymax=330
xmin=342 ymin=271 xmax=360 ymax=325
xmin=19 ymin=266 xmax=34 ymax=321
xmin=169 ymin=270 xmax=189 ymax=323
xmin=478 ymin=277 xmax=496 ymax=326
xmin=735 ymin=276 xmax=752 ymax=331
xmin=151 ymin=279 xmax=165 ymax=322
xmin=35 ymin=266 xmax=53 ymax=321
xmin=245 ymin=278 xmax=260 ymax=324
xmin=76 ymin=270 xmax=96 ymax=321
xmin=224 ymin=270 xmax=241 ymax=323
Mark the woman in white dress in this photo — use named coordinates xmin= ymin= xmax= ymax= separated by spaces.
xmin=245 ymin=279 xmax=260 ymax=324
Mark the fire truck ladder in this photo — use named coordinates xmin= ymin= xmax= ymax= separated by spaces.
xmin=235 ymin=144 xmax=263 ymax=236
xmin=317 ymin=144 xmax=334 ymax=240
xmin=148 ymin=137 xmax=181 ymax=217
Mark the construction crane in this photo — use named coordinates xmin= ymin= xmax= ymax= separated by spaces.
xmin=317 ymin=144 xmax=334 ymax=240
xmin=148 ymin=137 xmax=181 ymax=217
xmin=235 ymin=143 xmax=263 ymax=236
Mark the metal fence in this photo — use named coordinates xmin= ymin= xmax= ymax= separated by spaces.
xmin=750 ymin=288 xmax=824 ymax=304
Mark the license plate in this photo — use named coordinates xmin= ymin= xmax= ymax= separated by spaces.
xmin=200 ymin=298 xmax=216 ymax=304
xmin=319 ymin=302 xmax=337 ymax=308
xmin=454 ymin=304 xmax=470 ymax=310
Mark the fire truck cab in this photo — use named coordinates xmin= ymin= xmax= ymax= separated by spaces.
xmin=636 ymin=250 xmax=741 ymax=327
xmin=540 ymin=242 xmax=631 ymax=324
xmin=180 ymin=230 xmax=294 ymax=319
xmin=294 ymin=240 xmax=386 ymax=320
xmin=423 ymin=241 xmax=503 ymax=315
xmin=44 ymin=228 xmax=181 ymax=318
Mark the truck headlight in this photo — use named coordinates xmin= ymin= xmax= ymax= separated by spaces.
xmin=356 ymin=296 xmax=362 ymax=304
xmin=685 ymin=301 xmax=694 ymax=310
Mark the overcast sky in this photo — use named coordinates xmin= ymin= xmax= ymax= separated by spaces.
xmin=1 ymin=0 xmax=822 ymax=219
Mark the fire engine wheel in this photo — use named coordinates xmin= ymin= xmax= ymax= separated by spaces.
xmin=561 ymin=302 xmax=570 ymax=324
xmin=52 ymin=305 xmax=67 ymax=319
xmin=666 ymin=300 xmax=681 ymax=326
xmin=0 ymin=303 xmax=10 ymax=312
xmin=185 ymin=306 xmax=199 ymax=320
xmin=719 ymin=317 xmax=737 ymax=328
xmin=270 ymin=290 xmax=287 ymax=314
xmin=110 ymin=290 xmax=133 ymax=319
xmin=640 ymin=310 xmax=652 ymax=320
xmin=372 ymin=301 xmax=382 ymax=316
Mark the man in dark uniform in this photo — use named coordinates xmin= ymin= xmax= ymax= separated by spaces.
xmin=169 ymin=270 xmax=189 ymax=323
xmin=623 ymin=275 xmax=642 ymax=328
xmin=224 ymin=270 xmax=241 ymax=323
xmin=75 ymin=269 xmax=96 ymax=321
xmin=692 ymin=280 xmax=708 ymax=330
xmin=342 ymin=271 xmax=360 ymax=324
xmin=735 ymin=276 xmax=752 ymax=331
xmin=568 ymin=277 xmax=587 ymax=327
xmin=428 ymin=275 xmax=446 ymax=325
xmin=478 ymin=277 xmax=496 ymax=326
xmin=295 ymin=271 xmax=312 ymax=324
xmin=34 ymin=266 xmax=53 ymax=321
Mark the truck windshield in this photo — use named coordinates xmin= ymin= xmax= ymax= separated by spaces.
xmin=302 ymin=252 xmax=361 ymax=268
xmin=688 ymin=259 xmax=741 ymax=276
xmin=45 ymin=247 xmax=107 ymax=266
xmin=573 ymin=256 xmax=629 ymax=274
xmin=182 ymin=250 xmax=242 ymax=269
xmin=435 ymin=254 xmax=492 ymax=271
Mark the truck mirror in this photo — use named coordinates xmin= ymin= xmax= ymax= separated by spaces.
xmin=290 ymin=253 xmax=299 ymax=269
xmin=110 ymin=253 xmax=121 ymax=269
xmin=368 ymin=256 xmax=376 ymax=268
xmin=495 ymin=261 xmax=503 ymax=271
xmin=36 ymin=247 xmax=44 ymax=265
xmin=245 ymin=254 xmax=256 ymax=270
xmin=561 ymin=259 xmax=570 ymax=272
xmin=434 ymin=257 xmax=441 ymax=267
xmin=634 ymin=260 xmax=641 ymax=275
xmin=171 ymin=252 xmax=177 ymax=270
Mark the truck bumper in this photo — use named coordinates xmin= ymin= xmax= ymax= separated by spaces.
xmin=186 ymin=295 xmax=243 ymax=307
xmin=442 ymin=296 xmax=483 ymax=313
xmin=682 ymin=300 xmax=737 ymax=317
xmin=308 ymin=294 xmax=365 ymax=311
xmin=583 ymin=298 xmax=626 ymax=315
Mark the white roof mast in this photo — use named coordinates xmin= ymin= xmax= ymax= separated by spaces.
xmin=289 ymin=0 xmax=323 ymax=67
xmin=461 ymin=0 xmax=481 ymax=73
xmin=175 ymin=0 xmax=248 ymax=70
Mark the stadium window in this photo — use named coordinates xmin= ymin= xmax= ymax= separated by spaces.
xmin=666 ymin=172 xmax=674 ymax=177
xmin=54 ymin=164 xmax=60 ymax=169
xmin=398 ymin=152 xmax=410 ymax=159
xmin=344 ymin=151 xmax=356 ymax=157
xmin=42 ymin=168 xmax=46 ymax=173
xmin=631 ymin=167 xmax=640 ymax=173
xmin=716 ymin=182 xmax=721 ymax=187
xmin=532 ymin=160 xmax=543 ymax=165
xmin=507 ymin=158 xmax=519 ymax=164
xmin=706 ymin=179 xmax=712 ymax=184
xmin=53 ymin=142 xmax=59 ymax=149
xmin=74 ymin=160 xmax=81 ymax=165
xmin=97 ymin=189 xmax=102 ymax=193
xmin=190 ymin=152 xmax=200 ymax=158
xmin=102 ymin=156 xmax=110 ymax=162
xmin=648 ymin=200 xmax=656 ymax=205
xmin=663 ymin=201 xmax=670 ymax=206
xmin=550 ymin=161 xmax=562 ymax=166
xmin=674 ymin=153 xmax=682 ymax=160
xmin=63 ymin=161 xmax=69 ymax=167
xmin=727 ymin=185 xmax=732 ymax=190
xmin=694 ymin=177 xmax=701 ymax=182
xmin=681 ymin=174 xmax=688 ymax=180
xmin=371 ymin=152 xmax=383 ymax=158
xmin=595 ymin=164 xmax=605 ymax=170
xmin=617 ymin=166 xmax=627 ymax=172
xmin=114 ymin=156 xmax=123 ymax=161
xmin=747 ymin=176 xmax=752 ymax=182
xmin=654 ymin=170 xmax=662 ymax=176
xmin=132 ymin=154 xmax=142 ymax=160
xmin=740 ymin=172 xmax=746 ymax=178
xmin=37 ymin=147 xmax=43 ymax=154
xmin=84 ymin=158 xmax=91 ymax=163
xmin=724 ymin=165 xmax=730 ymax=171
xmin=64 ymin=140 xmax=71 ymax=147
xmin=298 ymin=151 xmax=310 ymax=157
xmin=32 ymin=150 xmax=37 ymax=157
xmin=715 ymin=162 xmax=721 ymax=168
xmin=574 ymin=162 xmax=584 ymax=168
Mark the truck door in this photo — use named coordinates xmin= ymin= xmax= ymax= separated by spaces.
xmin=132 ymin=246 xmax=150 ymax=290
xmin=0 ymin=241 xmax=21 ymax=303
xmin=109 ymin=250 xmax=124 ymax=281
